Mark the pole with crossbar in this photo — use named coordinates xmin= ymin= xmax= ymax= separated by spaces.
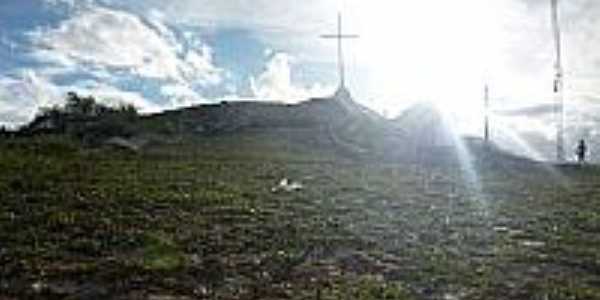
xmin=321 ymin=13 xmax=359 ymax=89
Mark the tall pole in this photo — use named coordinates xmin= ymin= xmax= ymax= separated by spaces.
xmin=321 ymin=13 xmax=359 ymax=90
xmin=338 ymin=13 xmax=345 ymax=88
xmin=552 ymin=0 xmax=565 ymax=162
xmin=484 ymin=84 xmax=490 ymax=143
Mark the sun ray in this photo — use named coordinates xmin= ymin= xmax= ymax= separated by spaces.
xmin=425 ymin=102 xmax=489 ymax=213
xmin=493 ymin=116 xmax=570 ymax=183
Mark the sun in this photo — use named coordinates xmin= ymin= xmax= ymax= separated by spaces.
xmin=340 ymin=0 xmax=507 ymax=124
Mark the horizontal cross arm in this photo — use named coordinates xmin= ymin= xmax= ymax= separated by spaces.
xmin=320 ymin=34 xmax=360 ymax=39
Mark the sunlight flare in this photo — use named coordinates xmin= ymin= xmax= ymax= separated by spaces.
xmin=341 ymin=0 xmax=508 ymax=118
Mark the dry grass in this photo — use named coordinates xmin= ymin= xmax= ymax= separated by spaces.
xmin=1 ymin=134 xmax=600 ymax=299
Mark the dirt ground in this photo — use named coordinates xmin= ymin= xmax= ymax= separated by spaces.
xmin=1 ymin=135 xmax=600 ymax=299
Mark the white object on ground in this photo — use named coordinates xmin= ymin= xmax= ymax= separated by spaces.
xmin=104 ymin=137 xmax=141 ymax=152
xmin=271 ymin=178 xmax=303 ymax=192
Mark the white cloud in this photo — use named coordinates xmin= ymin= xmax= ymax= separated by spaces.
xmin=0 ymin=71 xmax=62 ymax=127
xmin=99 ymin=0 xmax=341 ymax=61
xmin=0 ymin=70 xmax=166 ymax=128
xmin=250 ymin=52 xmax=332 ymax=102
xmin=126 ymin=0 xmax=335 ymax=33
xmin=29 ymin=6 xmax=222 ymax=86
xmin=180 ymin=46 xmax=222 ymax=86
xmin=0 ymin=83 xmax=29 ymax=128
xmin=42 ymin=0 xmax=86 ymax=8
xmin=160 ymin=84 xmax=207 ymax=108
xmin=69 ymin=82 xmax=164 ymax=114
xmin=40 ymin=0 xmax=600 ymax=110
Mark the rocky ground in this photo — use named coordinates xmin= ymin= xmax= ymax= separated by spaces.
xmin=1 ymin=133 xmax=600 ymax=299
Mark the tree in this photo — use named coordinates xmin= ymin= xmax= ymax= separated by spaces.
xmin=119 ymin=103 xmax=138 ymax=120
xmin=64 ymin=92 xmax=138 ymax=118
xmin=22 ymin=91 xmax=140 ymax=140
xmin=65 ymin=91 xmax=82 ymax=115
xmin=65 ymin=92 xmax=97 ymax=116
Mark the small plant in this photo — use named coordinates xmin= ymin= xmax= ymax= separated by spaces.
xmin=320 ymin=275 xmax=414 ymax=300
xmin=139 ymin=232 xmax=185 ymax=271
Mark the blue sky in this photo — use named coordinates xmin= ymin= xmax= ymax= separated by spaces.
xmin=0 ymin=0 xmax=340 ymax=126
xmin=2 ymin=0 xmax=600 ymax=159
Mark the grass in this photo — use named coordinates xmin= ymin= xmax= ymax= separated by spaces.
xmin=1 ymin=132 xmax=600 ymax=299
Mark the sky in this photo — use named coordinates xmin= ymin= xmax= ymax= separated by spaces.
xmin=1 ymin=0 xmax=600 ymax=160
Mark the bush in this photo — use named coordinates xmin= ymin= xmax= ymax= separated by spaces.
xmin=22 ymin=92 xmax=140 ymax=141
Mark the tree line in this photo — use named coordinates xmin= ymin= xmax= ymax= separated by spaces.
xmin=3 ymin=92 xmax=140 ymax=143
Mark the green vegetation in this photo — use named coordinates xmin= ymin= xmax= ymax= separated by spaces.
xmin=1 ymin=132 xmax=600 ymax=299
xmin=20 ymin=92 xmax=139 ymax=143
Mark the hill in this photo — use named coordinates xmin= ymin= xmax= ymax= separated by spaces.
xmin=2 ymin=112 xmax=600 ymax=299
xmin=135 ymin=87 xmax=404 ymax=159
xmin=13 ymin=89 xmax=543 ymax=169
xmin=0 ymin=92 xmax=595 ymax=299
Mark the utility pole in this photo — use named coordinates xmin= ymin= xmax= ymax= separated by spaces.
xmin=551 ymin=0 xmax=565 ymax=162
xmin=484 ymin=84 xmax=490 ymax=143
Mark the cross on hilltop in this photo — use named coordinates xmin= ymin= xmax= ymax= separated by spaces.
xmin=321 ymin=13 xmax=359 ymax=91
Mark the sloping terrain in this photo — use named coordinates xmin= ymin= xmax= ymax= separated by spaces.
xmin=1 ymin=131 xmax=600 ymax=299
xmin=135 ymin=89 xmax=401 ymax=160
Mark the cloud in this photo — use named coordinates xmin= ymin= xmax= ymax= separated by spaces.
xmin=0 ymin=69 xmax=165 ymax=129
xmin=0 ymin=88 xmax=30 ymax=128
xmin=2 ymin=2 xmax=336 ymax=126
xmin=250 ymin=52 xmax=332 ymax=102
xmin=0 ymin=71 xmax=62 ymax=127
xmin=5 ymin=0 xmax=600 ymax=145
xmin=42 ymin=0 xmax=86 ymax=7
xmin=28 ymin=6 xmax=222 ymax=86
xmin=68 ymin=82 xmax=164 ymax=114
xmin=496 ymin=103 xmax=558 ymax=117
xmin=109 ymin=0 xmax=335 ymax=33
xmin=96 ymin=0 xmax=344 ymax=62
xmin=0 ymin=71 xmax=62 ymax=109
xmin=160 ymin=84 xmax=207 ymax=108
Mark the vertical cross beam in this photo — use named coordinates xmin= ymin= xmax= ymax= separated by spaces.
xmin=321 ymin=13 xmax=359 ymax=89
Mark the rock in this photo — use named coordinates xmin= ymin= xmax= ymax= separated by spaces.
xmin=271 ymin=178 xmax=304 ymax=193
xmin=103 ymin=136 xmax=144 ymax=152
xmin=31 ymin=281 xmax=46 ymax=294
xmin=148 ymin=295 xmax=192 ymax=300
xmin=521 ymin=240 xmax=545 ymax=248
xmin=493 ymin=226 xmax=510 ymax=233
xmin=444 ymin=293 xmax=459 ymax=300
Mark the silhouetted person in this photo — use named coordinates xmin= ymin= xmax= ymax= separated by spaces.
xmin=576 ymin=139 xmax=587 ymax=163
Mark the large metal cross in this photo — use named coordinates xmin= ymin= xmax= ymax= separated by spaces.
xmin=321 ymin=13 xmax=359 ymax=89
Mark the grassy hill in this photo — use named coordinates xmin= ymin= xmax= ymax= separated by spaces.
xmin=2 ymin=93 xmax=600 ymax=299
xmin=3 ymin=124 xmax=600 ymax=299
